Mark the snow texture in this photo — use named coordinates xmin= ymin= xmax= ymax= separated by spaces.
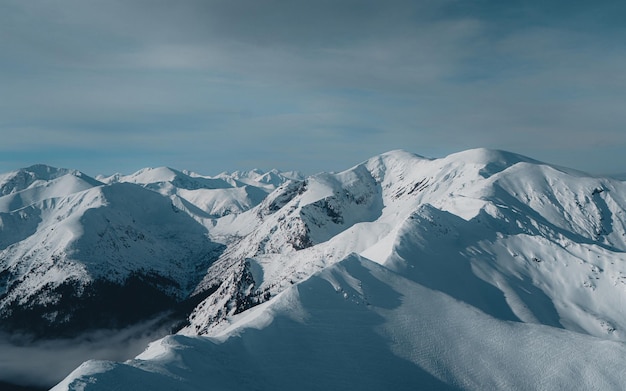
xmin=5 ymin=149 xmax=626 ymax=390
xmin=53 ymin=255 xmax=626 ymax=391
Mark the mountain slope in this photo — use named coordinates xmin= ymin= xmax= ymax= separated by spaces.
xmin=100 ymin=167 xmax=299 ymax=220
xmin=4 ymin=150 xmax=626 ymax=390
xmin=53 ymin=255 xmax=626 ymax=391
xmin=181 ymin=149 xmax=626 ymax=341
xmin=0 ymin=164 xmax=102 ymax=212
xmin=0 ymin=169 xmax=223 ymax=337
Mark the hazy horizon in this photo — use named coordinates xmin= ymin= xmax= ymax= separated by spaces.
xmin=1 ymin=1 xmax=625 ymax=176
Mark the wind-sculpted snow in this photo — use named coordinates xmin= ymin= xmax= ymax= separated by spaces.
xmin=54 ymin=255 xmax=626 ymax=391
xmin=0 ymin=164 xmax=101 ymax=197
xmin=101 ymin=166 xmax=298 ymax=220
xmin=180 ymin=149 xmax=626 ymax=342
xmin=0 ymin=176 xmax=223 ymax=337
xmin=0 ymin=166 xmax=102 ymax=213
xmin=0 ymin=205 xmax=42 ymax=251
xmin=5 ymin=150 xmax=626 ymax=389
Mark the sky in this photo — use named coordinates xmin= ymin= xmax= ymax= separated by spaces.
xmin=1 ymin=0 xmax=625 ymax=177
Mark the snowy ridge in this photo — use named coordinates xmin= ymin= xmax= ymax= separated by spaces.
xmin=4 ymin=150 xmax=626 ymax=390
xmin=178 ymin=149 xmax=626 ymax=341
xmin=184 ymin=149 xmax=626 ymax=338
xmin=53 ymin=255 xmax=626 ymax=391
xmin=0 ymin=164 xmax=101 ymax=196
xmin=0 ymin=164 xmax=296 ymax=338
xmin=0 ymin=165 xmax=102 ymax=213
xmin=0 ymin=166 xmax=222 ymax=336
xmin=100 ymin=166 xmax=299 ymax=220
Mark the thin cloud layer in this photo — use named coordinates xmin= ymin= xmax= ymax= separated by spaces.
xmin=0 ymin=317 xmax=173 ymax=388
xmin=0 ymin=0 xmax=624 ymax=175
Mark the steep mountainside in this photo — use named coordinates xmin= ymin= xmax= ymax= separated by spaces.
xmin=53 ymin=255 xmax=626 ymax=391
xmin=0 ymin=167 xmax=222 ymax=337
xmin=180 ymin=149 xmax=626 ymax=342
xmin=99 ymin=167 xmax=300 ymax=222
xmin=0 ymin=164 xmax=102 ymax=213
xmin=4 ymin=150 xmax=626 ymax=390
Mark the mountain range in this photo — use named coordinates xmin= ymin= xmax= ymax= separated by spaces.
xmin=1 ymin=149 xmax=626 ymax=390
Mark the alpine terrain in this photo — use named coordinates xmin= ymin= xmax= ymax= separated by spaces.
xmin=2 ymin=149 xmax=626 ymax=390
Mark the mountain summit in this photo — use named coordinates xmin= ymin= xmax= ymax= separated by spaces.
xmin=2 ymin=150 xmax=626 ymax=390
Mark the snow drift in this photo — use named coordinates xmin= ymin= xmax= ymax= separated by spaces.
xmin=3 ymin=149 xmax=626 ymax=390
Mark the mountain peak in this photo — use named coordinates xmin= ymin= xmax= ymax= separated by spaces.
xmin=360 ymin=149 xmax=429 ymax=183
xmin=5 ymin=148 xmax=626 ymax=391
xmin=446 ymin=148 xmax=539 ymax=165
xmin=126 ymin=166 xmax=181 ymax=184
xmin=21 ymin=163 xmax=70 ymax=179
xmin=380 ymin=149 xmax=429 ymax=160
xmin=0 ymin=164 xmax=102 ymax=198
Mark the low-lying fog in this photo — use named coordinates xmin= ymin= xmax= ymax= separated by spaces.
xmin=0 ymin=315 xmax=174 ymax=389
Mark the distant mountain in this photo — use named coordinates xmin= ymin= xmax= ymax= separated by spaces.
xmin=3 ymin=150 xmax=626 ymax=390
xmin=98 ymin=167 xmax=300 ymax=221
xmin=0 ymin=165 xmax=301 ymax=339
xmin=0 ymin=166 xmax=222 ymax=337
xmin=0 ymin=164 xmax=102 ymax=211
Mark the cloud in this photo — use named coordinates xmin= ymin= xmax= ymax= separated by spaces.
xmin=0 ymin=0 xmax=625 ymax=175
xmin=0 ymin=315 xmax=174 ymax=388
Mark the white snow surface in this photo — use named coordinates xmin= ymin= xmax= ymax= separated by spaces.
xmin=0 ymin=167 xmax=218 ymax=318
xmin=183 ymin=149 xmax=626 ymax=341
xmin=7 ymin=149 xmax=626 ymax=390
xmin=98 ymin=166 xmax=298 ymax=220
xmin=53 ymin=255 xmax=626 ymax=391
xmin=0 ymin=164 xmax=102 ymax=213
xmin=0 ymin=164 xmax=295 ymax=327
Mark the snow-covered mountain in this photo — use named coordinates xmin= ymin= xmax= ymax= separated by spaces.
xmin=3 ymin=150 xmax=626 ymax=390
xmin=177 ymin=149 xmax=626 ymax=342
xmin=0 ymin=164 xmax=301 ymax=341
xmin=0 ymin=166 xmax=224 ymax=338
xmin=98 ymin=167 xmax=302 ymax=223
xmin=55 ymin=255 xmax=626 ymax=391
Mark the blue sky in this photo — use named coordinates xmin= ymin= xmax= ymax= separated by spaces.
xmin=1 ymin=0 xmax=625 ymax=176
